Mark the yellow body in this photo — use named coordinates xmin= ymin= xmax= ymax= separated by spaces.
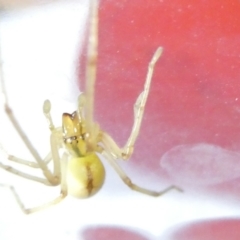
xmin=66 ymin=153 xmax=105 ymax=198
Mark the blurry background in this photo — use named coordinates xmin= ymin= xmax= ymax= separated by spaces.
xmin=1 ymin=0 xmax=240 ymax=240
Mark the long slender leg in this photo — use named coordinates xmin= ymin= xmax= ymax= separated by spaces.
xmin=0 ymin=144 xmax=52 ymax=168
xmin=122 ymin=47 xmax=163 ymax=158
xmin=85 ymin=0 xmax=99 ymax=136
xmin=0 ymin=184 xmax=29 ymax=213
xmin=0 ymin=153 xmax=68 ymax=214
xmin=77 ymin=93 xmax=86 ymax=120
xmin=0 ymin=67 xmax=58 ymax=184
xmin=50 ymin=129 xmax=62 ymax=180
xmin=99 ymin=48 xmax=163 ymax=161
xmin=0 ymin=8 xmax=66 ymax=213
xmin=1 ymin=184 xmax=65 ymax=214
xmin=102 ymin=150 xmax=182 ymax=196
xmin=0 ymin=59 xmax=61 ymax=185
xmin=8 ymin=152 xmax=52 ymax=168
xmin=0 ymin=163 xmax=50 ymax=185
xmin=0 ymin=97 xmax=64 ymax=188
xmin=0 ymin=103 xmax=60 ymax=184
xmin=43 ymin=100 xmax=63 ymax=181
xmin=24 ymin=153 xmax=68 ymax=214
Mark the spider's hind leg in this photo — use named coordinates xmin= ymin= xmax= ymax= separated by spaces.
xmin=0 ymin=152 xmax=68 ymax=214
xmin=102 ymin=151 xmax=182 ymax=197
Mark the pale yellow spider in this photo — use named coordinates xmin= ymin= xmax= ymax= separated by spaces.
xmin=0 ymin=0 xmax=181 ymax=214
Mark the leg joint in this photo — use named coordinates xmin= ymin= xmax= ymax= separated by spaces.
xmin=123 ymin=177 xmax=133 ymax=188
xmin=4 ymin=104 xmax=12 ymax=114
xmin=122 ymin=146 xmax=134 ymax=160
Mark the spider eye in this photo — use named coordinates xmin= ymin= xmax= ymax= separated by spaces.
xmin=64 ymin=136 xmax=87 ymax=157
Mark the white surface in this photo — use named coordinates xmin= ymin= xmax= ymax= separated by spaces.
xmin=0 ymin=2 xmax=239 ymax=240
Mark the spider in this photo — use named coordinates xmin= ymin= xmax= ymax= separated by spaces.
xmin=0 ymin=0 xmax=181 ymax=214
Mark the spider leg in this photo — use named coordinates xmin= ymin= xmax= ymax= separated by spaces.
xmin=0 ymin=153 xmax=68 ymax=214
xmin=123 ymin=47 xmax=163 ymax=158
xmin=8 ymin=152 xmax=52 ymax=168
xmin=0 ymin=163 xmax=50 ymax=184
xmin=85 ymin=0 xmax=99 ymax=136
xmin=0 ymin=144 xmax=52 ymax=168
xmin=0 ymin=90 xmax=58 ymax=184
xmin=0 ymin=54 xmax=61 ymax=185
xmin=0 ymin=184 xmax=32 ymax=213
xmin=100 ymin=47 xmax=163 ymax=160
xmin=43 ymin=99 xmax=64 ymax=180
xmin=123 ymin=47 xmax=163 ymax=159
xmin=0 ymin=129 xmax=61 ymax=186
xmin=0 ymin=143 xmax=52 ymax=184
xmin=0 ymin=102 xmax=61 ymax=185
xmin=101 ymin=150 xmax=182 ymax=196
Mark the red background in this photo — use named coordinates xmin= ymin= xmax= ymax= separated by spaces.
xmin=79 ymin=0 xmax=240 ymax=201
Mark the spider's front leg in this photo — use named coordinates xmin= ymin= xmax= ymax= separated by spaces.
xmin=101 ymin=47 xmax=163 ymax=160
xmin=99 ymin=47 xmax=182 ymax=196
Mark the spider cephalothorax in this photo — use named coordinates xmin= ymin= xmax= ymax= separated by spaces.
xmin=62 ymin=112 xmax=89 ymax=157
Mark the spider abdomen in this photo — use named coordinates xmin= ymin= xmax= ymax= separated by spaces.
xmin=66 ymin=153 xmax=105 ymax=198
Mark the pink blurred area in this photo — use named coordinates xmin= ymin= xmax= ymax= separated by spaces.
xmin=78 ymin=0 xmax=240 ymax=199
xmin=82 ymin=226 xmax=149 ymax=240
xmin=162 ymin=218 xmax=240 ymax=240
xmin=82 ymin=218 xmax=240 ymax=240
